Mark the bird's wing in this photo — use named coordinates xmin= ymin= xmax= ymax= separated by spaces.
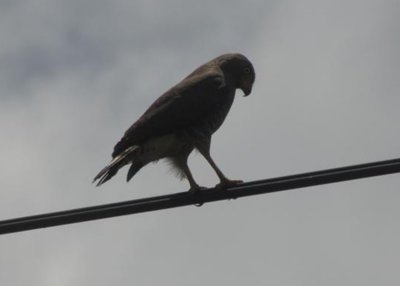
xmin=112 ymin=69 xmax=226 ymax=157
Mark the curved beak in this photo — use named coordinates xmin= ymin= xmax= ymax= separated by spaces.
xmin=241 ymin=80 xmax=253 ymax=97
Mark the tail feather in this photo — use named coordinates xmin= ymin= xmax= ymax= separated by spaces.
xmin=127 ymin=161 xmax=144 ymax=182
xmin=93 ymin=145 xmax=139 ymax=186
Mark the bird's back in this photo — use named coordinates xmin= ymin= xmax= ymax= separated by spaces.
xmin=112 ymin=61 xmax=235 ymax=158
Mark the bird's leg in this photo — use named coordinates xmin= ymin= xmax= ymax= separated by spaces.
xmin=179 ymin=161 xmax=206 ymax=207
xmin=170 ymin=154 xmax=203 ymax=192
xmin=181 ymin=162 xmax=203 ymax=193
xmin=197 ymin=145 xmax=242 ymax=189
xmin=171 ymin=154 xmax=204 ymax=206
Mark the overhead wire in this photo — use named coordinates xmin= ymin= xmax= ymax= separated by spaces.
xmin=1 ymin=157 xmax=400 ymax=235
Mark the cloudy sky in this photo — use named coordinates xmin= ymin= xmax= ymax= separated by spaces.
xmin=1 ymin=0 xmax=399 ymax=285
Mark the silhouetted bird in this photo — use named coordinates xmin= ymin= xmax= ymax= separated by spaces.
xmin=94 ymin=53 xmax=255 ymax=191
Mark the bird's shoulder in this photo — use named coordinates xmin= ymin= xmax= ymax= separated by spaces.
xmin=135 ymin=64 xmax=226 ymax=125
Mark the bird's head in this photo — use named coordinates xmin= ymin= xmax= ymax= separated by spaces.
xmin=217 ymin=53 xmax=256 ymax=96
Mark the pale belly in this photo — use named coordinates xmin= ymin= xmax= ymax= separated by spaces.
xmin=135 ymin=134 xmax=193 ymax=163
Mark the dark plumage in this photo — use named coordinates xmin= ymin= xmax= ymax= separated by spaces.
xmin=94 ymin=53 xmax=255 ymax=191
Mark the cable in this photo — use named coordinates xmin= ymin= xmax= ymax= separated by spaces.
xmin=1 ymin=157 xmax=400 ymax=235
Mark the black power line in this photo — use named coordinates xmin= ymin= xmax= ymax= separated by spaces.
xmin=1 ymin=157 xmax=400 ymax=235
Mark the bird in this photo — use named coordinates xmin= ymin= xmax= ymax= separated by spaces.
xmin=93 ymin=53 xmax=255 ymax=192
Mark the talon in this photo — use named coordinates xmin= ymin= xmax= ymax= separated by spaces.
xmin=216 ymin=179 xmax=243 ymax=189
xmin=188 ymin=186 xmax=206 ymax=207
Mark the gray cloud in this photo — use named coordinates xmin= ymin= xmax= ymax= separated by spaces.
xmin=1 ymin=1 xmax=399 ymax=285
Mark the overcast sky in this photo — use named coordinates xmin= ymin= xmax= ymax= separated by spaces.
xmin=1 ymin=1 xmax=399 ymax=285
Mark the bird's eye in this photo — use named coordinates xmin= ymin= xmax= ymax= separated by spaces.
xmin=244 ymin=67 xmax=251 ymax=74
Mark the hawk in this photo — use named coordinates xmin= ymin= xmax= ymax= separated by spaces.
xmin=94 ymin=53 xmax=255 ymax=191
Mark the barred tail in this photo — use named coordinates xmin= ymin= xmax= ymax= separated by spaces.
xmin=93 ymin=146 xmax=139 ymax=186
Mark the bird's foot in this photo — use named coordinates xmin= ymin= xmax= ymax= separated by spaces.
xmin=215 ymin=179 xmax=243 ymax=189
xmin=215 ymin=179 xmax=243 ymax=200
xmin=188 ymin=185 xmax=207 ymax=207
